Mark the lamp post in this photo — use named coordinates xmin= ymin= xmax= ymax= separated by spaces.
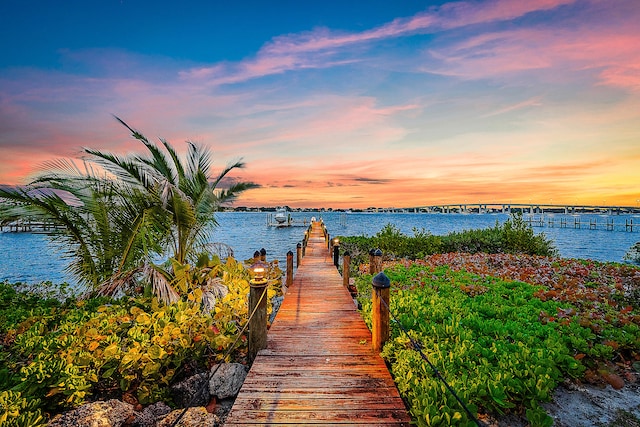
xmin=248 ymin=260 xmax=268 ymax=362
xmin=332 ymin=237 xmax=340 ymax=268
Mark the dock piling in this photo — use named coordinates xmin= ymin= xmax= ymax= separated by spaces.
xmin=372 ymin=272 xmax=391 ymax=353
xmin=286 ymin=250 xmax=293 ymax=289
xmin=371 ymin=248 xmax=383 ymax=275
xmin=248 ymin=260 xmax=269 ymax=362
xmin=343 ymin=251 xmax=350 ymax=289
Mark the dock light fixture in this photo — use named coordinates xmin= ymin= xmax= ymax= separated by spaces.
xmin=332 ymin=238 xmax=340 ymax=267
xmin=250 ymin=261 xmax=268 ymax=286
xmin=248 ymin=259 xmax=269 ymax=361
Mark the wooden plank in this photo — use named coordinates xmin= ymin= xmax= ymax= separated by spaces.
xmin=227 ymin=409 xmax=409 ymax=423
xmin=225 ymin=221 xmax=411 ymax=426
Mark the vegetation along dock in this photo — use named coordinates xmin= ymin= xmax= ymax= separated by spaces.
xmin=225 ymin=221 xmax=410 ymax=426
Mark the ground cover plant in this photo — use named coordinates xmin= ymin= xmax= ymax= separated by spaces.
xmin=0 ymin=257 xmax=282 ymax=426
xmin=354 ymin=256 xmax=640 ymax=427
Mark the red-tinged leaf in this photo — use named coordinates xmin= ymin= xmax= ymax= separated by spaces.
xmin=574 ymin=353 xmax=586 ymax=360
xmin=603 ymin=340 xmax=620 ymax=350
xmin=206 ymin=397 xmax=217 ymax=413
xmin=602 ymin=373 xmax=625 ymax=390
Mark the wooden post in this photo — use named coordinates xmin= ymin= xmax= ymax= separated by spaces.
xmin=303 ymin=230 xmax=309 ymax=256
xmin=286 ymin=250 xmax=294 ymax=289
xmin=342 ymin=251 xmax=350 ymax=288
xmin=371 ymin=248 xmax=383 ymax=275
xmin=296 ymin=243 xmax=302 ymax=267
xmin=260 ymin=248 xmax=267 ymax=261
xmin=368 ymin=249 xmax=375 ymax=275
xmin=372 ymin=272 xmax=390 ymax=352
xmin=327 ymin=232 xmax=331 ymax=250
xmin=248 ymin=272 xmax=268 ymax=362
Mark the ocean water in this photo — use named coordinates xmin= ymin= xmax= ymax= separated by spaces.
xmin=1 ymin=211 xmax=639 ymax=286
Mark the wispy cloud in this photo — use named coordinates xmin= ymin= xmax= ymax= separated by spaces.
xmin=1 ymin=0 xmax=639 ymax=207
xmin=180 ymin=0 xmax=579 ymax=86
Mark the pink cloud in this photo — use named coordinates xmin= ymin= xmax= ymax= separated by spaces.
xmin=423 ymin=8 xmax=640 ymax=92
xmin=178 ymin=0 xmax=578 ymax=86
xmin=263 ymin=0 xmax=576 ymax=55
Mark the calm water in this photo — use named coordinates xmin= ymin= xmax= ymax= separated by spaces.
xmin=1 ymin=211 xmax=639 ymax=286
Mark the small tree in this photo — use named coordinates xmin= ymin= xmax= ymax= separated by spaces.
xmin=0 ymin=118 xmax=258 ymax=301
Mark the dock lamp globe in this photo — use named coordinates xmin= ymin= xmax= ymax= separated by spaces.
xmin=248 ymin=259 xmax=269 ymax=361
xmin=332 ymin=238 xmax=340 ymax=267
xmin=250 ymin=261 xmax=268 ymax=287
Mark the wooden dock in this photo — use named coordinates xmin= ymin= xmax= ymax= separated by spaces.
xmin=225 ymin=222 xmax=410 ymax=426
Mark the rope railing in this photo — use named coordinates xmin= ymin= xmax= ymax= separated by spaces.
xmin=169 ymin=281 xmax=269 ymax=427
xmin=378 ymin=294 xmax=486 ymax=427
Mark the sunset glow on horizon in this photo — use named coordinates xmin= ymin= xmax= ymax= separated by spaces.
xmin=1 ymin=0 xmax=639 ymax=209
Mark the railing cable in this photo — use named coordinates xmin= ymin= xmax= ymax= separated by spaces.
xmin=170 ymin=285 xmax=269 ymax=427
xmin=379 ymin=296 xmax=487 ymax=427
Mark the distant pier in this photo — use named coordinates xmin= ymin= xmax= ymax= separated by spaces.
xmin=412 ymin=203 xmax=640 ymax=215
xmin=265 ymin=212 xmax=311 ymax=227
xmin=0 ymin=219 xmax=63 ymax=233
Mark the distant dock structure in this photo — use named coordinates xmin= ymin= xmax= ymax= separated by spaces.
xmin=407 ymin=202 xmax=639 ymax=233
xmin=0 ymin=219 xmax=63 ymax=233
xmin=413 ymin=203 xmax=640 ymax=215
xmin=265 ymin=212 xmax=311 ymax=228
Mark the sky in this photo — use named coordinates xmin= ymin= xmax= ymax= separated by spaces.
xmin=1 ymin=0 xmax=639 ymax=209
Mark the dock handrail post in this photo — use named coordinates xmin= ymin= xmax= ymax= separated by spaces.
xmin=260 ymin=248 xmax=267 ymax=262
xmin=372 ymin=272 xmax=391 ymax=352
xmin=327 ymin=232 xmax=331 ymax=250
xmin=370 ymin=248 xmax=383 ymax=275
xmin=368 ymin=249 xmax=375 ymax=275
xmin=286 ymin=250 xmax=294 ymax=289
xmin=303 ymin=230 xmax=309 ymax=256
xmin=248 ymin=261 xmax=269 ymax=362
xmin=332 ymin=238 xmax=340 ymax=268
xmin=296 ymin=243 xmax=302 ymax=267
xmin=342 ymin=251 xmax=351 ymax=288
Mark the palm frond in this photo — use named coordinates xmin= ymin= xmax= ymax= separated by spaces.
xmin=215 ymin=182 xmax=260 ymax=205
xmin=144 ymin=263 xmax=180 ymax=305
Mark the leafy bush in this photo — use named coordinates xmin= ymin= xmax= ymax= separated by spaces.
xmin=337 ymin=213 xmax=557 ymax=268
xmin=441 ymin=213 xmax=557 ymax=257
xmin=0 ymin=256 xmax=283 ymax=420
xmin=624 ymin=241 xmax=640 ymax=264
xmin=354 ymin=261 xmax=640 ymax=426
xmin=0 ymin=390 xmax=46 ymax=427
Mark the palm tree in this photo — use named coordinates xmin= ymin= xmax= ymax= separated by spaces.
xmin=87 ymin=117 xmax=257 ymax=265
xmin=0 ymin=159 xmax=168 ymax=289
xmin=0 ymin=118 xmax=258 ymax=301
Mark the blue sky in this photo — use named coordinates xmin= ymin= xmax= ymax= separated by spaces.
xmin=1 ymin=0 xmax=639 ymax=208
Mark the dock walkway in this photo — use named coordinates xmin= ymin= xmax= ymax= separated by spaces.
xmin=225 ymin=221 xmax=410 ymax=426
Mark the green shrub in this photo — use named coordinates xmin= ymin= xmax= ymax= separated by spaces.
xmin=441 ymin=212 xmax=557 ymax=256
xmin=352 ymin=262 xmax=635 ymax=426
xmin=0 ymin=256 xmax=283 ymax=419
xmin=624 ymin=242 xmax=640 ymax=264
xmin=0 ymin=390 xmax=46 ymax=427
xmin=338 ymin=213 xmax=557 ymax=267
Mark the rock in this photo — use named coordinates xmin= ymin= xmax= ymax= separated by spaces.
xmin=156 ymin=407 xmax=218 ymax=427
xmin=171 ymin=372 xmax=210 ymax=407
xmin=132 ymin=401 xmax=172 ymax=427
xmin=269 ymin=296 xmax=284 ymax=322
xmin=47 ymin=399 xmax=134 ymax=427
xmin=214 ymin=397 xmax=236 ymax=424
xmin=209 ymin=363 xmax=247 ymax=399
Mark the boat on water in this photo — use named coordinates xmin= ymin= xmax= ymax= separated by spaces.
xmin=274 ymin=207 xmax=288 ymax=224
